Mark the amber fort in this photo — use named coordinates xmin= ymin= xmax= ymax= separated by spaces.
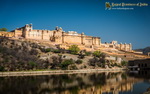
xmin=0 ymin=24 xmax=132 ymax=51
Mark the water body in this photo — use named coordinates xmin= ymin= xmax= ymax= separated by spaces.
xmin=0 ymin=71 xmax=150 ymax=94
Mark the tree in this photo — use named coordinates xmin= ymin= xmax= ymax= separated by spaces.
xmin=75 ymin=59 xmax=83 ymax=64
xmin=78 ymin=50 xmax=85 ymax=59
xmin=93 ymin=51 xmax=101 ymax=57
xmin=0 ymin=66 xmax=5 ymax=71
xmin=99 ymin=53 xmax=106 ymax=62
xmin=121 ymin=61 xmax=128 ymax=66
xmin=69 ymin=45 xmax=80 ymax=55
xmin=49 ymin=56 xmax=62 ymax=69
xmin=45 ymin=48 xmax=52 ymax=52
xmin=0 ymin=28 xmax=7 ymax=31
xmin=85 ymin=51 xmax=92 ymax=56
xmin=60 ymin=59 xmax=74 ymax=69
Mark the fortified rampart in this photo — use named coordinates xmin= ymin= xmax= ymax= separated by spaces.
xmin=101 ymin=41 xmax=132 ymax=51
xmin=0 ymin=24 xmax=132 ymax=51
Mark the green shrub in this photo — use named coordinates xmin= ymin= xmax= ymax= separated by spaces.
xmin=88 ymin=57 xmax=99 ymax=66
xmin=78 ymin=54 xmax=85 ymax=59
xmin=30 ymin=49 xmax=39 ymax=55
xmin=93 ymin=51 xmax=101 ymax=57
xmin=0 ymin=66 xmax=4 ymax=71
xmin=0 ymin=28 xmax=7 ymax=31
xmin=69 ymin=45 xmax=80 ymax=55
xmin=29 ymin=61 xmax=37 ymax=67
xmin=61 ymin=59 xmax=74 ymax=69
xmin=45 ymin=48 xmax=52 ymax=52
xmin=85 ymin=51 xmax=92 ymax=56
xmin=53 ymin=49 xmax=61 ymax=53
xmin=75 ymin=59 xmax=83 ymax=64
xmin=69 ymin=64 xmax=78 ymax=70
xmin=59 ymin=48 xmax=66 ymax=54
xmin=121 ymin=61 xmax=128 ymax=66
xmin=84 ymin=65 xmax=87 ymax=68
xmin=4 ymin=58 xmax=9 ymax=63
xmin=113 ymin=63 xmax=117 ymax=66
xmin=49 ymin=56 xmax=62 ymax=69
xmin=112 ymin=63 xmax=121 ymax=67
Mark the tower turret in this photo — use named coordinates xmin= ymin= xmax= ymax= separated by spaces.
xmin=23 ymin=24 xmax=33 ymax=38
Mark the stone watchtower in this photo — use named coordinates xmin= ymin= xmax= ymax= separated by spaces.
xmin=23 ymin=24 xmax=33 ymax=38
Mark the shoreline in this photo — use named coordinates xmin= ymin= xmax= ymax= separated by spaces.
xmin=0 ymin=68 xmax=126 ymax=77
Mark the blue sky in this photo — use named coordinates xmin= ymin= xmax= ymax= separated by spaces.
xmin=0 ymin=0 xmax=150 ymax=49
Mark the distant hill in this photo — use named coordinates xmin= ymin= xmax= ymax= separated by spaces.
xmin=135 ymin=46 xmax=150 ymax=55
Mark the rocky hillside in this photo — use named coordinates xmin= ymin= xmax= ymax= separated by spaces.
xmin=0 ymin=38 xmax=126 ymax=71
xmin=0 ymin=38 xmax=53 ymax=71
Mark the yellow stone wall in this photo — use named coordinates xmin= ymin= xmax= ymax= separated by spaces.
xmin=0 ymin=31 xmax=15 ymax=37
xmin=63 ymin=35 xmax=82 ymax=44
xmin=0 ymin=24 xmax=132 ymax=51
xmin=14 ymin=30 xmax=22 ymax=37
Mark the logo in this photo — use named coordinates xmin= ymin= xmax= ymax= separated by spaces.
xmin=105 ymin=2 xmax=148 ymax=10
xmin=105 ymin=2 xmax=111 ymax=10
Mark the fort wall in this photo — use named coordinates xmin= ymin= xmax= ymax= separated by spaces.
xmin=0 ymin=24 xmax=132 ymax=51
xmin=0 ymin=31 xmax=14 ymax=37
xmin=101 ymin=41 xmax=132 ymax=51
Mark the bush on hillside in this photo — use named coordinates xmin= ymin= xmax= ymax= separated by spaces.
xmin=121 ymin=61 xmax=128 ymax=66
xmin=60 ymin=59 xmax=74 ymax=69
xmin=75 ymin=59 xmax=83 ymax=64
xmin=45 ymin=48 xmax=52 ymax=52
xmin=85 ymin=51 xmax=92 ymax=56
xmin=93 ymin=51 xmax=101 ymax=57
xmin=69 ymin=45 xmax=80 ymax=55
xmin=53 ymin=49 xmax=61 ymax=53
xmin=0 ymin=66 xmax=5 ymax=71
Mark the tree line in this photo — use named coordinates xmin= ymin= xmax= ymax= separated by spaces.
xmin=0 ymin=28 xmax=7 ymax=31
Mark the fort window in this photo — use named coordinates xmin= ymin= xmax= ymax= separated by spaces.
xmin=138 ymin=64 xmax=140 ymax=67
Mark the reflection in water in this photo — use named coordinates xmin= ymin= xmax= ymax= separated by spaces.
xmin=0 ymin=72 xmax=150 ymax=94
xmin=128 ymin=70 xmax=150 ymax=79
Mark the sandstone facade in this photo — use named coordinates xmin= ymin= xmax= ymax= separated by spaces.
xmin=101 ymin=41 xmax=132 ymax=51
xmin=0 ymin=31 xmax=14 ymax=37
xmin=0 ymin=24 xmax=132 ymax=51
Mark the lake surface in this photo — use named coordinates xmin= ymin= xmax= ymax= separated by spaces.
xmin=0 ymin=71 xmax=150 ymax=94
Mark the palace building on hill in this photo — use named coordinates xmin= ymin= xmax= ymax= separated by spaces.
xmin=0 ymin=24 xmax=132 ymax=51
